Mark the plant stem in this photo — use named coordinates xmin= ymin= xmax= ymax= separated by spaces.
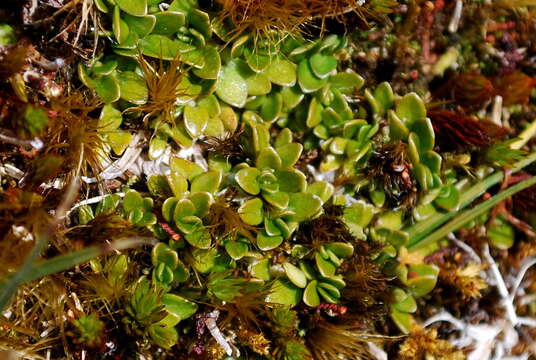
xmin=510 ymin=118 xmax=536 ymax=150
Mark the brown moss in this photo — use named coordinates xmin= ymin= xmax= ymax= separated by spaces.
xmin=216 ymin=0 xmax=368 ymax=41
xmin=397 ymin=326 xmax=465 ymax=360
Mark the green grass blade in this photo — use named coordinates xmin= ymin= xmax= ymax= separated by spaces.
xmin=406 ymin=151 xmax=536 ymax=247
xmin=0 ymin=237 xmax=155 ymax=311
xmin=409 ymin=175 xmax=536 ymax=250
xmin=0 ymin=230 xmax=51 ymax=312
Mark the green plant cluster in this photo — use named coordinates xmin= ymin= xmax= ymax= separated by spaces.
xmin=69 ymin=0 xmax=467 ymax=347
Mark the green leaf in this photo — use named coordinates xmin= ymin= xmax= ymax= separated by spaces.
xmin=116 ymin=0 xmax=147 ymax=16
xmin=303 ymin=280 xmax=320 ymax=307
xmin=276 ymin=143 xmax=303 ymax=168
xmin=94 ymin=75 xmax=120 ymax=103
xmin=238 ymin=198 xmax=264 ymax=225
xmin=148 ymin=324 xmax=178 ymax=349
xmin=241 ymin=48 xmax=269 ymax=72
xmin=405 ymin=264 xmax=439 ymax=297
xmin=140 ymin=35 xmax=183 ymax=60
xmin=224 ymin=239 xmax=249 ymax=260
xmin=329 ymin=71 xmax=364 ymax=94
xmin=161 ymin=293 xmax=198 ymax=321
xmin=373 ymin=82 xmax=394 ymax=114
xmin=246 ymin=72 xmax=272 ymax=97
xmin=256 ymin=147 xmax=282 ymax=170
xmin=298 ymin=59 xmax=327 ymax=93
xmin=123 ymin=190 xmax=144 ymax=212
xmin=309 ymin=53 xmax=337 ymax=79
xmin=123 ymin=14 xmax=156 ymax=38
xmin=257 ymin=230 xmax=283 ymax=251
xmin=306 ymin=182 xmax=334 ymax=203
xmin=184 ymin=229 xmax=211 ymax=248
xmin=314 ymin=252 xmax=336 ymax=278
xmin=281 ymin=85 xmax=304 ymax=110
xmin=410 ymin=119 xmax=435 ymax=153
xmin=216 ymin=61 xmax=248 ymax=108
xmin=434 ymin=184 xmax=461 ymax=211
xmin=183 ymin=104 xmax=208 ymax=138
xmin=286 ymin=193 xmax=322 ymax=223
xmin=152 ymin=11 xmax=186 ymax=35
xmin=193 ymin=46 xmax=221 ymax=80
xmin=306 ymin=97 xmax=323 ymax=128
xmin=190 ymin=171 xmax=222 ymax=193
xmin=117 ymin=71 xmax=148 ymax=104
xmin=264 ymin=58 xmax=297 ymax=87
xmin=396 ymin=93 xmax=426 ymax=124
xmin=324 ymin=242 xmax=354 ymax=258
xmin=275 ymin=169 xmax=306 ymax=193
xmin=113 ymin=6 xmax=130 ymax=44
xmin=390 ymin=308 xmax=413 ymax=334
xmin=99 ymin=104 xmax=122 ymax=132
xmin=488 ymin=215 xmax=515 ymax=250
xmin=283 ymin=262 xmax=308 ymax=288
xmin=267 ymin=279 xmax=302 ymax=306
xmin=149 ymin=136 xmax=167 ymax=160
xmin=188 ymin=9 xmax=211 ymax=38
xmin=250 ymin=259 xmax=271 ymax=280
xmin=189 ymin=192 xmax=212 ymax=217
xmin=170 ymin=157 xmax=204 ymax=180
xmin=235 ymin=167 xmax=261 ymax=195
